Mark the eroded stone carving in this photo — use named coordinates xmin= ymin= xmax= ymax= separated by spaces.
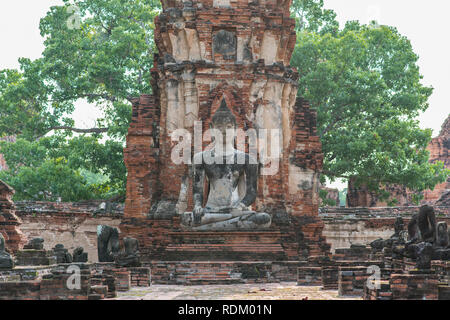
xmin=97 ymin=225 xmax=120 ymax=262
xmin=213 ymin=30 xmax=236 ymax=60
xmin=23 ymin=238 xmax=44 ymax=250
xmin=73 ymin=247 xmax=88 ymax=263
xmin=433 ymin=222 xmax=450 ymax=260
xmin=414 ymin=242 xmax=434 ymax=270
xmin=0 ymin=233 xmax=14 ymax=269
xmin=180 ymin=99 xmax=271 ymax=230
xmin=52 ymin=244 xmax=73 ymax=264
xmin=417 ymin=205 xmax=436 ymax=243
xmin=436 ymin=222 xmax=449 ymax=248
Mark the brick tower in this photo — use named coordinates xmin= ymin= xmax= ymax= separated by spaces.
xmin=121 ymin=0 xmax=330 ymax=270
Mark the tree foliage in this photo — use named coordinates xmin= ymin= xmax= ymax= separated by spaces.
xmin=0 ymin=0 xmax=160 ymax=200
xmin=291 ymin=1 xmax=449 ymax=202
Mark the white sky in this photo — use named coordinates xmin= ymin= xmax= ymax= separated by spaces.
xmin=0 ymin=0 xmax=448 ymax=190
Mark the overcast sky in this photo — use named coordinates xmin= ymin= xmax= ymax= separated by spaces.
xmin=0 ymin=0 xmax=448 ymax=189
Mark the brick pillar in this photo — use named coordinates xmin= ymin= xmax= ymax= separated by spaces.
xmin=0 ymin=180 xmax=27 ymax=253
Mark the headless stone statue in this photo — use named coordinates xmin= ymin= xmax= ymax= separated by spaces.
xmin=433 ymin=222 xmax=450 ymax=260
xmin=180 ymin=99 xmax=271 ymax=231
xmin=407 ymin=213 xmax=420 ymax=243
xmin=52 ymin=244 xmax=73 ymax=264
xmin=0 ymin=233 xmax=14 ymax=269
xmin=417 ymin=205 xmax=436 ymax=243
xmin=415 ymin=242 xmax=434 ymax=270
xmin=24 ymin=238 xmax=44 ymax=250
xmin=406 ymin=205 xmax=442 ymax=264
xmin=73 ymin=247 xmax=88 ymax=263
xmin=97 ymin=225 xmax=120 ymax=262
xmin=436 ymin=222 xmax=449 ymax=248
xmin=115 ymin=237 xmax=141 ymax=267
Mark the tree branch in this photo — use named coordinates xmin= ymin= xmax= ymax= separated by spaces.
xmin=35 ymin=125 xmax=109 ymax=140
xmin=48 ymin=126 xmax=109 ymax=134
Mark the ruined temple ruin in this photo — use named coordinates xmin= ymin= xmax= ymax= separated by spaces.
xmin=0 ymin=0 xmax=449 ymax=302
xmin=121 ymin=0 xmax=330 ymax=269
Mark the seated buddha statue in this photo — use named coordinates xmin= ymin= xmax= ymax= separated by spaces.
xmin=180 ymin=99 xmax=271 ymax=231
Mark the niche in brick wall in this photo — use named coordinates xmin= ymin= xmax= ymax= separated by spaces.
xmin=212 ymin=29 xmax=237 ymax=62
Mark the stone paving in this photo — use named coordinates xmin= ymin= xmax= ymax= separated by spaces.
xmin=113 ymin=282 xmax=361 ymax=300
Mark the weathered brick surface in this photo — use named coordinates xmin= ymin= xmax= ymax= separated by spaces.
xmin=297 ymin=266 xmax=322 ymax=286
xmin=390 ymin=272 xmax=439 ymax=300
xmin=321 ymin=260 xmax=384 ymax=290
xmin=15 ymin=250 xmax=57 ymax=266
xmin=338 ymin=266 xmax=371 ymax=297
xmin=147 ymin=260 xmax=303 ymax=285
xmin=423 ymin=114 xmax=449 ymax=203
xmin=0 ymin=263 xmax=92 ymax=300
xmin=130 ymin=267 xmax=151 ymax=287
xmin=363 ymin=280 xmax=392 ymax=300
xmin=0 ymin=263 xmax=145 ymax=300
xmin=0 ymin=181 xmax=27 ymax=253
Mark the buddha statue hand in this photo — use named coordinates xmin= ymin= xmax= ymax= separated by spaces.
xmin=193 ymin=205 xmax=205 ymax=225
xmin=231 ymin=202 xmax=248 ymax=213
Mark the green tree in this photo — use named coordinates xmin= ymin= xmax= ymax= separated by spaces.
xmin=291 ymin=2 xmax=449 ymax=203
xmin=291 ymin=0 xmax=338 ymax=34
xmin=0 ymin=0 xmax=161 ymax=200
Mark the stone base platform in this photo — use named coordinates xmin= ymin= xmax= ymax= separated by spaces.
xmin=120 ymin=217 xmax=331 ymax=262
xmin=146 ymin=261 xmax=305 ymax=285
xmin=15 ymin=250 xmax=57 ymax=266
xmin=165 ymin=231 xmax=286 ymax=261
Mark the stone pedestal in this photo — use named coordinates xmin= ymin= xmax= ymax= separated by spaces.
xmin=15 ymin=250 xmax=57 ymax=266
xmin=390 ymin=272 xmax=439 ymax=300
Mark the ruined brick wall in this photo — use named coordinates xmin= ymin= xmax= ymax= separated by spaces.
xmin=321 ymin=206 xmax=450 ymax=252
xmin=320 ymin=186 xmax=340 ymax=207
xmin=423 ymin=114 xmax=449 ymax=203
xmin=11 ymin=199 xmax=450 ymax=261
xmin=14 ymin=201 xmax=123 ymax=262
xmin=346 ymin=178 xmax=412 ymax=207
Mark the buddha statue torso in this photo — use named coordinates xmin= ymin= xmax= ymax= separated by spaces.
xmin=180 ymin=99 xmax=271 ymax=230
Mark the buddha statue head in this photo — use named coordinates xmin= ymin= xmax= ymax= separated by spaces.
xmin=210 ymin=99 xmax=237 ymax=149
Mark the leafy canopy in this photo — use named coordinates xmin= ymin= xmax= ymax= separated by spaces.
xmin=291 ymin=1 xmax=449 ymax=203
xmin=0 ymin=0 xmax=160 ymax=200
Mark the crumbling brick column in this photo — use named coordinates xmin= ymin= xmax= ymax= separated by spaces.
xmin=0 ymin=180 xmax=27 ymax=253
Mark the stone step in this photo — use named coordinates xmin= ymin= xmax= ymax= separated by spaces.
xmin=166 ymin=244 xmax=283 ymax=251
